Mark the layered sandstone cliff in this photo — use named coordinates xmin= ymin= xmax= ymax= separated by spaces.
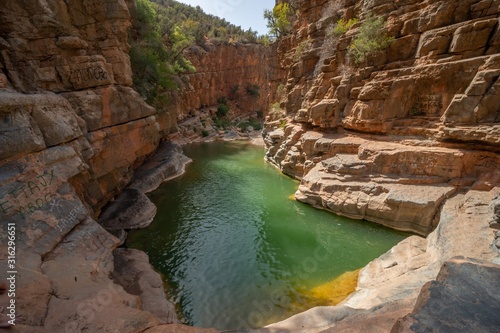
xmin=0 ymin=1 xmax=174 ymax=331
xmin=168 ymin=43 xmax=270 ymax=142
xmin=0 ymin=0 xmax=264 ymax=332
xmin=262 ymin=0 xmax=500 ymax=331
xmin=265 ymin=0 xmax=500 ymax=235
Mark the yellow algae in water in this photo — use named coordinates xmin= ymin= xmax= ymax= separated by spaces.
xmin=289 ymin=184 xmax=299 ymax=200
xmin=307 ymin=269 xmax=360 ymax=306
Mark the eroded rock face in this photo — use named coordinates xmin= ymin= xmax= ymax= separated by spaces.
xmin=265 ymin=0 xmax=500 ymax=235
xmin=261 ymin=0 xmax=500 ymax=331
xmin=176 ymin=44 xmax=269 ymax=120
xmin=163 ymin=43 xmax=271 ymax=141
xmin=113 ymin=248 xmax=178 ymax=324
xmin=392 ymin=257 xmax=500 ymax=333
xmin=0 ymin=0 xmax=197 ymax=332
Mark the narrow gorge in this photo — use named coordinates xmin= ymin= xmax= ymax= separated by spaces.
xmin=0 ymin=0 xmax=499 ymax=333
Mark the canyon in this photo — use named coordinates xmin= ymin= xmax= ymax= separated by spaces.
xmin=0 ymin=0 xmax=498 ymax=333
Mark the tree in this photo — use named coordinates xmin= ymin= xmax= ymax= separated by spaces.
xmin=264 ymin=2 xmax=292 ymax=39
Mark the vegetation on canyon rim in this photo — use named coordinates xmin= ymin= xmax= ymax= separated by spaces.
xmin=129 ymin=0 xmax=265 ymax=107
xmin=264 ymin=2 xmax=293 ymax=39
xmin=265 ymin=1 xmax=393 ymax=66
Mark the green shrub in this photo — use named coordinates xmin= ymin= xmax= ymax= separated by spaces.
xmin=201 ymin=129 xmax=210 ymax=137
xmin=216 ymin=104 xmax=229 ymax=118
xmin=151 ymin=0 xmax=260 ymax=46
xmin=331 ymin=18 xmax=358 ymax=36
xmin=264 ymin=2 xmax=292 ymax=38
xmin=213 ymin=117 xmax=231 ymax=129
xmin=130 ymin=0 xmax=196 ymax=107
xmin=349 ymin=14 xmax=394 ymax=64
xmin=246 ymin=84 xmax=260 ymax=97
xmin=270 ymin=102 xmax=281 ymax=110
xmin=238 ymin=118 xmax=263 ymax=131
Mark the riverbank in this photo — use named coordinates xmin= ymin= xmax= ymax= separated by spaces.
xmin=109 ymin=133 xmax=500 ymax=332
xmin=257 ymin=120 xmax=500 ymax=332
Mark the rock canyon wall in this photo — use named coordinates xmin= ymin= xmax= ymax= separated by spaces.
xmin=170 ymin=43 xmax=270 ymax=142
xmin=264 ymin=0 xmax=500 ymax=235
xmin=261 ymin=0 xmax=500 ymax=332
xmin=0 ymin=1 xmax=266 ymax=332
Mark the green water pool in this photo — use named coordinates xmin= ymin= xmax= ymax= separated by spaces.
xmin=126 ymin=141 xmax=408 ymax=330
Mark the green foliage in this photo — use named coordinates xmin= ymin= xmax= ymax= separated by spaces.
xmin=349 ymin=14 xmax=394 ymax=64
xmin=238 ymin=118 xmax=263 ymax=131
xmin=246 ymin=84 xmax=260 ymax=97
xmin=213 ymin=117 xmax=231 ymax=129
xmin=256 ymin=110 xmax=264 ymax=119
xmin=280 ymin=119 xmax=287 ymax=128
xmin=331 ymin=18 xmax=359 ymax=36
xmin=258 ymin=34 xmax=271 ymax=46
xmin=293 ymin=38 xmax=313 ymax=62
xmin=217 ymin=104 xmax=229 ymax=118
xmin=201 ymin=129 xmax=210 ymax=137
xmin=264 ymin=2 xmax=292 ymax=38
xmin=130 ymin=0 xmax=197 ymax=107
xmin=216 ymin=97 xmax=229 ymax=118
xmin=152 ymin=0 xmax=262 ymax=44
xmin=271 ymin=102 xmax=281 ymax=110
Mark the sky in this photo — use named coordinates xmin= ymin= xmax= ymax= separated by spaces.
xmin=177 ymin=0 xmax=276 ymax=35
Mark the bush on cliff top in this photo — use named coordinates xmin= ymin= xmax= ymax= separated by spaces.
xmin=130 ymin=0 xmax=195 ymax=107
xmin=151 ymin=0 xmax=262 ymax=45
xmin=264 ymin=2 xmax=293 ymax=39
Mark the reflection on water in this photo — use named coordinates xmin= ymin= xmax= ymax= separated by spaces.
xmin=127 ymin=141 xmax=407 ymax=330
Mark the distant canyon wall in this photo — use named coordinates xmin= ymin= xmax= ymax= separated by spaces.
xmin=165 ymin=42 xmax=271 ymax=142
xmin=178 ymin=43 xmax=269 ymax=119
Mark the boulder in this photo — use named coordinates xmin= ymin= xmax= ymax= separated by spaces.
xmin=113 ymin=248 xmax=178 ymax=324
xmin=98 ymin=188 xmax=157 ymax=230
xmin=392 ymin=257 xmax=500 ymax=333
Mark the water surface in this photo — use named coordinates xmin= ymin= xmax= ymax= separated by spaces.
xmin=127 ymin=141 xmax=407 ymax=330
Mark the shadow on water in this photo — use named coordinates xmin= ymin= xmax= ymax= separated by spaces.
xmin=127 ymin=141 xmax=409 ymax=330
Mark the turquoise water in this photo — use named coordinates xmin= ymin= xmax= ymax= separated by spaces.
xmin=127 ymin=141 xmax=407 ymax=330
